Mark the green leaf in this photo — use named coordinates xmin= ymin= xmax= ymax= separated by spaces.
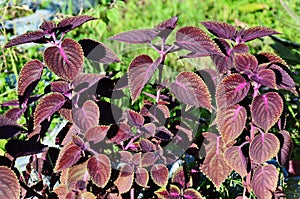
xmin=107 ymin=8 xmax=121 ymax=23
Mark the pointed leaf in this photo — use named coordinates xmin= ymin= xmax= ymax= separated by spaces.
xmin=34 ymin=93 xmax=66 ymax=128
xmin=151 ymin=164 xmax=169 ymax=187
xmin=128 ymin=55 xmax=160 ymax=103
xmin=85 ymin=125 xmax=109 ymax=144
xmin=67 ymin=161 xmax=89 ymax=190
xmin=18 ymin=60 xmax=44 ymax=105
xmin=79 ymin=39 xmax=120 ymax=64
xmin=39 ymin=20 xmax=56 ymax=33
xmin=251 ymin=164 xmax=278 ymax=199
xmin=211 ymin=54 xmax=233 ymax=73
xmin=0 ymin=115 xmax=24 ymax=139
xmin=251 ymin=69 xmax=276 ymax=88
xmin=4 ymin=30 xmax=47 ymax=49
xmin=250 ymin=133 xmax=280 ymax=164
xmin=170 ymin=72 xmax=211 ymax=110
xmin=237 ymin=27 xmax=279 ymax=42
xmin=269 ymin=64 xmax=296 ymax=92
xmin=107 ymin=124 xmax=133 ymax=144
xmin=251 ymin=92 xmax=283 ymax=131
xmin=256 ymin=52 xmax=287 ymax=65
xmin=216 ymin=74 xmax=250 ymax=109
xmin=135 ymin=167 xmax=149 ymax=188
xmin=53 ymin=185 xmax=68 ymax=199
xmin=141 ymin=152 xmax=158 ymax=167
xmin=140 ymin=139 xmax=156 ymax=152
xmin=72 ymin=100 xmax=99 ymax=131
xmin=0 ymin=166 xmax=20 ymax=199
xmin=184 ymin=188 xmax=203 ymax=199
xmin=4 ymin=107 xmax=25 ymax=122
xmin=217 ymin=104 xmax=247 ymax=144
xmin=44 ymin=38 xmax=84 ymax=80
xmin=54 ymin=142 xmax=82 ymax=172
xmin=110 ymin=29 xmax=158 ymax=44
xmin=171 ymin=166 xmax=185 ymax=188
xmin=115 ymin=163 xmax=134 ymax=193
xmin=201 ymin=21 xmax=236 ymax=39
xmin=5 ymin=139 xmax=48 ymax=158
xmin=51 ymin=80 xmax=71 ymax=94
xmin=234 ymin=53 xmax=258 ymax=72
xmin=127 ymin=109 xmax=144 ymax=126
xmin=277 ymin=130 xmax=293 ymax=168
xmin=87 ymin=154 xmax=111 ymax=188
xmin=175 ymin=26 xmax=221 ymax=54
xmin=57 ymin=15 xmax=96 ymax=34
xmin=155 ymin=16 xmax=178 ymax=39
xmin=224 ymin=146 xmax=247 ymax=177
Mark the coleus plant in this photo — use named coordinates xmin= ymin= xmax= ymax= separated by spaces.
xmin=0 ymin=13 xmax=298 ymax=199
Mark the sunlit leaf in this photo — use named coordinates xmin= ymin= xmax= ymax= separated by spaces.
xmin=127 ymin=109 xmax=144 ymax=127
xmin=250 ymin=133 xmax=280 ymax=164
xmin=34 ymin=93 xmax=65 ymax=128
xmin=170 ymin=72 xmax=211 ymax=110
xmin=140 ymin=139 xmax=156 ymax=152
xmin=252 ymin=69 xmax=276 ymax=88
xmin=135 ymin=167 xmax=149 ymax=188
xmin=269 ymin=64 xmax=296 ymax=92
xmin=51 ymin=80 xmax=71 ymax=94
xmin=277 ymin=130 xmax=293 ymax=168
xmin=53 ymin=185 xmax=68 ymax=199
xmin=44 ymin=38 xmax=84 ymax=80
xmin=39 ymin=19 xmax=56 ymax=33
xmin=0 ymin=166 xmax=20 ymax=199
xmin=216 ymin=74 xmax=250 ymax=109
xmin=115 ymin=163 xmax=134 ymax=193
xmin=110 ymin=29 xmax=158 ymax=44
xmin=236 ymin=26 xmax=279 ymax=43
xmin=217 ymin=104 xmax=247 ymax=144
xmin=151 ymin=164 xmax=168 ymax=187
xmin=251 ymin=92 xmax=283 ymax=131
xmin=4 ymin=31 xmax=47 ymax=49
xmin=81 ymin=192 xmax=97 ymax=199
xmin=4 ymin=107 xmax=25 ymax=122
xmin=171 ymin=166 xmax=185 ymax=188
xmin=251 ymin=164 xmax=278 ymax=199
xmin=67 ymin=161 xmax=88 ymax=190
xmin=201 ymin=21 xmax=236 ymax=39
xmin=224 ymin=146 xmax=247 ymax=177
xmin=85 ymin=125 xmax=109 ymax=144
xmin=141 ymin=152 xmax=158 ymax=167
xmin=57 ymin=15 xmax=96 ymax=34
xmin=234 ymin=53 xmax=258 ymax=72
xmin=155 ymin=16 xmax=178 ymax=39
xmin=184 ymin=188 xmax=203 ymax=199
xmin=87 ymin=154 xmax=111 ymax=188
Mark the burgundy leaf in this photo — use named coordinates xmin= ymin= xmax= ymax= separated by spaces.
xmin=87 ymin=154 xmax=111 ymax=188
xmin=85 ymin=125 xmax=109 ymax=144
xmin=224 ymin=146 xmax=247 ymax=177
xmin=216 ymin=74 xmax=250 ymax=109
xmin=268 ymin=64 xmax=296 ymax=92
xmin=118 ymin=151 xmax=132 ymax=163
xmin=236 ymin=27 xmax=279 ymax=43
xmin=34 ymin=93 xmax=66 ymax=128
xmin=0 ymin=166 xmax=20 ymax=199
xmin=231 ymin=43 xmax=249 ymax=53
xmin=250 ymin=133 xmax=280 ymax=164
xmin=183 ymin=188 xmax=203 ymax=199
xmin=67 ymin=161 xmax=89 ymax=190
xmin=51 ymin=80 xmax=71 ymax=94
xmin=155 ymin=16 xmax=178 ymax=38
xmin=59 ymin=108 xmax=73 ymax=123
xmin=251 ymin=164 xmax=278 ymax=199
xmin=217 ymin=104 xmax=247 ymax=144
xmin=251 ymin=92 xmax=283 ymax=132
xmin=110 ymin=29 xmax=158 ymax=44
xmin=44 ymin=38 xmax=84 ymax=80
xmin=135 ymin=167 xmax=149 ymax=188
xmin=132 ymin=152 xmax=142 ymax=166
xmin=170 ymin=72 xmax=211 ymax=110
xmin=211 ymin=54 xmax=233 ymax=73
xmin=175 ymin=26 xmax=222 ymax=54
xmin=234 ymin=53 xmax=258 ymax=72
xmin=127 ymin=109 xmax=144 ymax=126
xmin=252 ymin=69 xmax=276 ymax=88
xmin=0 ymin=115 xmax=24 ymax=139
xmin=128 ymin=55 xmax=161 ymax=103
xmin=155 ymin=186 xmax=178 ymax=198
xmin=289 ymin=160 xmax=300 ymax=176
xmin=18 ymin=60 xmax=44 ymax=105
xmin=72 ymin=73 xmax=104 ymax=94
xmin=4 ymin=30 xmax=47 ymax=49
xmin=107 ymin=124 xmax=133 ymax=144
xmin=72 ymin=100 xmax=99 ymax=131
xmin=150 ymin=164 xmax=169 ymax=187
xmin=201 ymin=132 xmax=218 ymax=156
xmin=141 ymin=152 xmax=158 ymax=167
xmin=5 ymin=139 xmax=48 ymax=158
xmin=139 ymin=139 xmax=156 ymax=152
xmin=79 ymin=39 xmax=120 ymax=64
xmin=57 ymin=15 xmax=96 ymax=34
xmin=4 ymin=107 xmax=25 ymax=122
xmin=277 ymin=130 xmax=293 ymax=168
xmin=256 ymin=52 xmax=287 ymax=65
xmin=54 ymin=142 xmax=82 ymax=172
xmin=39 ymin=20 xmax=56 ymax=33
xmin=115 ymin=163 xmax=134 ymax=193
xmin=201 ymin=21 xmax=236 ymax=39
xmin=171 ymin=166 xmax=186 ymax=188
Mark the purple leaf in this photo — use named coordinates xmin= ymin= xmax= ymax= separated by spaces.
xmin=5 ymin=139 xmax=48 ymax=158
xmin=224 ymin=146 xmax=247 ymax=177
xmin=39 ymin=20 xmax=56 ymax=34
xmin=217 ymin=104 xmax=247 ymax=144
xmin=50 ymin=80 xmax=71 ymax=94
xmin=277 ymin=130 xmax=293 ymax=168
xmin=4 ymin=31 xmax=47 ymax=49
xmin=4 ymin=108 xmax=25 ymax=122
xmin=72 ymin=73 xmax=104 ymax=94
xmin=231 ymin=43 xmax=249 ymax=54
xmin=141 ymin=152 xmax=158 ymax=167
xmin=56 ymin=15 xmax=96 ymax=34
xmin=251 ymin=69 xmax=277 ymax=88
xmin=44 ymin=38 xmax=84 ymax=80
xmin=87 ymin=154 xmax=111 ymax=188
xmin=175 ymin=26 xmax=222 ymax=54
xmin=183 ymin=188 xmax=203 ymax=199
xmin=236 ymin=27 xmax=279 ymax=43
xmin=251 ymin=165 xmax=278 ymax=199
xmin=170 ymin=72 xmax=211 ymax=110
xmin=151 ymin=164 xmax=169 ymax=187
xmin=135 ymin=167 xmax=149 ymax=188
xmin=216 ymin=74 xmax=250 ymax=109
xmin=251 ymin=92 xmax=283 ymax=132
xmin=127 ymin=109 xmax=144 ymax=127
xmin=201 ymin=21 xmax=236 ymax=39
xmin=268 ymin=64 xmax=296 ymax=92
xmin=128 ymin=55 xmax=161 ymax=103
xmin=18 ymin=60 xmax=44 ymax=105
xmin=0 ymin=166 xmax=20 ymax=199
xmin=67 ymin=161 xmax=88 ymax=190
xmin=234 ymin=53 xmax=258 ymax=72
xmin=107 ymin=124 xmax=133 ymax=144
xmin=155 ymin=16 xmax=178 ymax=39
xmin=140 ymin=139 xmax=156 ymax=152
xmin=72 ymin=100 xmax=99 ymax=131
xmin=78 ymin=39 xmax=120 ymax=64
xmin=255 ymin=52 xmax=287 ymax=65
xmin=171 ymin=167 xmax=186 ymax=188
xmin=250 ymin=133 xmax=280 ymax=164
xmin=85 ymin=125 xmax=109 ymax=144
xmin=115 ymin=163 xmax=134 ymax=194
xmin=109 ymin=29 xmax=158 ymax=44
xmin=34 ymin=93 xmax=66 ymax=128
xmin=0 ymin=115 xmax=24 ymax=139
xmin=211 ymin=54 xmax=233 ymax=73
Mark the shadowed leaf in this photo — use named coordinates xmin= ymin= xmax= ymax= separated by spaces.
xmin=4 ymin=107 xmax=25 ymax=122
xmin=184 ymin=188 xmax=203 ymax=199
xmin=234 ymin=53 xmax=258 ymax=72
xmin=140 ymin=139 xmax=156 ymax=152
xmin=44 ymin=38 xmax=84 ymax=80
xmin=216 ymin=74 xmax=250 ymax=109
xmin=127 ymin=109 xmax=144 ymax=127
xmin=269 ymin=64 xmax=296 ymax=92
xmin=39 ymin=20 xmax=56 ymax=33
xmin=155 ymin=16 xmax=178 ymax=39
xmin=170 ymin=72 xmax=211 ymax=110
xmin=67 ymin=161 xmax=89 ymax=190
xmin=251 ymin=92 xmax=283 ymax=131
xmin=237 ymin=27 xmax=279 ymax=42
xmin=110 ymin=29 xmax=158 ymax=44
xmin=115 ymin=163 xmax=134 ymax=193
xmin=201 ymin=21 xmax=236 ymax=39
xmin=0 ymin=166 xmax=20 ymax=199
xmin=250 ymin=133 xmax=280 ymax=164
xmin=57 ymin=15 xmax=96 ymax=34
xmin=224 ymin=146 xmax=247 ymax=177
xmin=87 ymin=154 xmax=111 ymax=188
xmin=251 ymin=164 xmax=278 ymax=199
xmin=0 ymin=115 xmax=24 ymax=139
xmin=252 ymin=69 xmax=276 ymax=89
xmin=4 ymin=31 xmax=47 ymax=49
xmin=85 ymin=125 xmax=109 ymax=144
xmin=151 ymin=164 xmax=169 ymax=187
xmin=135 ymin=167 xmax=149 ymax=188
xmin=5 ymin=139 xmax=47 ymax=158
xmin=51 ymin=80 xmax=71 ymax=94
xmin=141 ymin=152 xmax=158 ymax=167
xmin=277 ymin=130 xmax=293 ymax=168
